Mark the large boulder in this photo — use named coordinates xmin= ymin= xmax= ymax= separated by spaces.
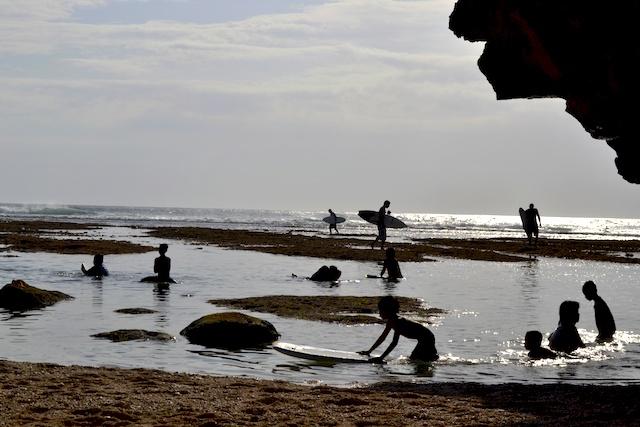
xmin=0 ymin=280 xmax=73 ymax=311
xmin=92 ymin=329 xmax=174 ymax=342
xmin=449 ymin=0 xmax=640 ymax=183
xmin=180 ymin=312 xmax=280 ymax=349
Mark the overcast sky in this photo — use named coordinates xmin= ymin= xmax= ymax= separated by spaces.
xmin=1 ymin=0 xmax=638 ymax=217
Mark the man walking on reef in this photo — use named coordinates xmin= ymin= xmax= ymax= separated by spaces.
xmin=371 ymin=200 xmax=391 ymax=250
xmin=525 ymin=203 xmax=541 ymax=246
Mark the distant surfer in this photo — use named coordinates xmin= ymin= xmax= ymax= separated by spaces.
xmin=371 ymin=200 xmax=391 ymax=250
xmin=81 ymin=254 xmax=108 ymax=278
xmin=380 ymin=247 xmax=403 ymax=282
xmin=141 ymin=243 xmax=175 ymax=283
xmin=328 ymin=209 xmax=339 ymax=235
xmin=359 ymin=296 xmax=438 ymax=363
xmin=524 ymin=203 xmax=541 ymax=246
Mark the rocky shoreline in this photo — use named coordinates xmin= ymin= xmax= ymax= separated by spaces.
xmin=1 ymin=360 xmax=637 ymax=426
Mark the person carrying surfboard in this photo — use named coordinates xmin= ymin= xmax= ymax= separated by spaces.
xmin=359 ymin=296 xmax=438 ymax=363
xmin=524 ymin=203 xmax=541 ymax=246
xmin=371 ymin=200 xmax=391 ymax=250
xmin=328 ymin=209 xmax=339 ymax=235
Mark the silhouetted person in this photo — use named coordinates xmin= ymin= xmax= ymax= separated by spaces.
xmin=359 ymin=296 xmax=438 ymax=363
xmin=371 ymin=200 xmax=390 ymax=250
xmin=380 ymin=247 xmax=403 ymax=281
xmin=525 ymin=330 xmax=557 ymax=360
xmin=309 ymin=265 xmax=341 ymax=281
xmin=81 ymin=254 xmax=108 ymax=277
xmin=524 ymin=203 xmax=541 ymax=246
xmin=582 ymin=280 xmax=616 ymax=342
xmin=141 ymin=244 xmax=175 ymax=283
xmin=328 ymin=209 xmax=339 ymax=235
xmin=549 ymin=300 xmax=585 ymax=353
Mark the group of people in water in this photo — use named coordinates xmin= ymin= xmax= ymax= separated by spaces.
xmin=81 ymin=243 xmax=174 ymax=284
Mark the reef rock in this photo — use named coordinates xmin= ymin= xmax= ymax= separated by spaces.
xmin=449 ymin=0 xmax=640 ymax=183
xmin=0 ymin=280 xmax=73 ymax=311
xmin=180 ymin=312 xmax=280 ymax=349
xmin=92 ymin=329 xmax=174 ymax=342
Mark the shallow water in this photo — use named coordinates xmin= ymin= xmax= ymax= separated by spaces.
xmin=1 ymin=226 xmax=639 ymax=386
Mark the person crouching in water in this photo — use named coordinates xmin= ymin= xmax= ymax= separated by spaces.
xmin=359 ymin=296 xmax=438 ymax=363
xmin=548 ymin=300 xmax=585 ymax=354
xmin=524 ymin=330 xmax=557 ymax=360
xmin=81 ymin=254 xmax=109 ymax=278
xmin=380 ymin=247 xmax=403 ymax=281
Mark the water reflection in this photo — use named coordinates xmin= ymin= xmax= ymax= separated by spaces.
xmin=153 ymin=284 xmax=170 ymax=327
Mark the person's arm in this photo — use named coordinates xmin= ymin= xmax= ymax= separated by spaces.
xmin=154 ymin=258 xmax=159 ymax=274
xmin=380 ymin=261 xmax=387 ymax=278
xmin=359 ymin=323 xmax=392 ymax=355
xmin=370 ymin=331 xmax=400 ymax=363
xmin=536 ymin=210 xmax=541 ymax=226
xmin=81 ymin=264 xmax=87 ymax=275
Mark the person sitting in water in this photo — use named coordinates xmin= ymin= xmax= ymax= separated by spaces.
xmin=524 ymin=330 xmax=557 ymax=360
xmin=141 ymin=244 xmax=175 ymax=283
xmin=308 ymin=265 xmax=341 ymax=282
xmin=582 ymin=280 xmax=616 ymax=342
xmin=359 ymin=296 xmax=438 ymax=363
xmin=548 ymin=300 xmax=585 ymax=353
xmin=81 ymin=254 xmax=109 ymax=277
xmin=380 ymin=247 xmax=402 ymax=281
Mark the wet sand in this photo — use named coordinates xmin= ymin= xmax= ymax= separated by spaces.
xmin=1 ymin=360 xmax=637 ymax=426
xmin=149 ymin=226 xmax=640 ymax=263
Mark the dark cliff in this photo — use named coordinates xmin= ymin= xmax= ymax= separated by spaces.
xmin=449 ymin=0 xmax=640 ymax=183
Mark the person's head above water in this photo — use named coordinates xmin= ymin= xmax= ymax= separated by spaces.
xmin=328 ymin=209 xmax=334 ymax=214
xmin=159 ymin=243 xmax=168 ymax=255
xmin=524 ymin=330 xmax=543 ymax=350
xmin=328 ymin=265 xmax=341 ymax=280
xmin=582 ymin=280 xmax=598 ymax=300
xmin=93 ymin=254 xmax=104 ymax=266
xmin=385 ymin=247 xmax=396 ymax=259
xmin=383 ymin=200 xmax=390 ymax=208
xmin=559 ymin=300 xmax=580 ymax=325
xmin=529 ymin=203 xmax=534 ymax=209
xmin=378 ymin=295 xmax=400 ymax=319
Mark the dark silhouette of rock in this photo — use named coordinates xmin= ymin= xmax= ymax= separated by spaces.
xmin=180 ymin=312 xmax=280 ymax=349
xmin=114 ymin=308 xmax=158 ymax=314
xmin=91 ymin=329 xmax=174 ymax=342
xmin=449 ymin=0 xmax=640 ymax=183
xmin=0 ymin=280 xmax=73 ymax=311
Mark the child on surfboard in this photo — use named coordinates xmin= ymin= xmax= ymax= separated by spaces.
xmin=141 ymin=243 xmax=175 ymax=283
xmin=359 ymin=296 xmax=438 ymax=363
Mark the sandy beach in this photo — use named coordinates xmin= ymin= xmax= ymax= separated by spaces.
xmin=1 ymin=360 xmax=638 ymax=426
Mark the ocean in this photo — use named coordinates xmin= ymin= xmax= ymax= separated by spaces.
xmin=1 ymin=203 xmax=639 ymax=386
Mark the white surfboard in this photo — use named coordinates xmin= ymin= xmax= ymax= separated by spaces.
xmin=322 ymin=216 xmax=346 ymax=225
xmin=273 ymin=342 xmax=378 ymax=363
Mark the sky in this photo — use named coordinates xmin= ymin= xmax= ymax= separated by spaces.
xmin=1 ymin=0 xmax=639 ymax=217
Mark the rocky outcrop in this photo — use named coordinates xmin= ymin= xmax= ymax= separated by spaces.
xmin=449 ymin=0 xmax=640 ymax=183
xmin=114 ymin=308 xmax=158 ymax=314
xmin=0 ymin=280 xmax=73 ymax=311
xmin=180 ymin=312 xmax=280 ymax=349
xmin=91 ymin=329 xmax=174 ymax=342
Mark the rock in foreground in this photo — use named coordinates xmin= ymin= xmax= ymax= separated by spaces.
xmin=180 ymin=312 xmax=280 ymax=349
xmin=0 ymin=280 xmax=73 ymax=311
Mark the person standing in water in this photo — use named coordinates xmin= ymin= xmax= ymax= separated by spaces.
xmin=524 ymin=203 xmax=541 ymax=246
xmin=582 ymin=280 xmax=616 ymax=342
xmin=371 ymin=200 xmax=390 ymax=250
xmin=328 ymin=209 xmax=339 ymax=235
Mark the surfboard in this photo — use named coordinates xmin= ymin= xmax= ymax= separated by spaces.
xmin=140 ymin=276 xmax=176 ymax=284
xmin=519 ymin=208 xmax=527 ymax=232
xmin=358 ymin=210 xmax=407 ymax=229
xmin=273 ymin=342 xmax=378 ymax=363
xmin=322 ymin=216 xmax=346 ymax=225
